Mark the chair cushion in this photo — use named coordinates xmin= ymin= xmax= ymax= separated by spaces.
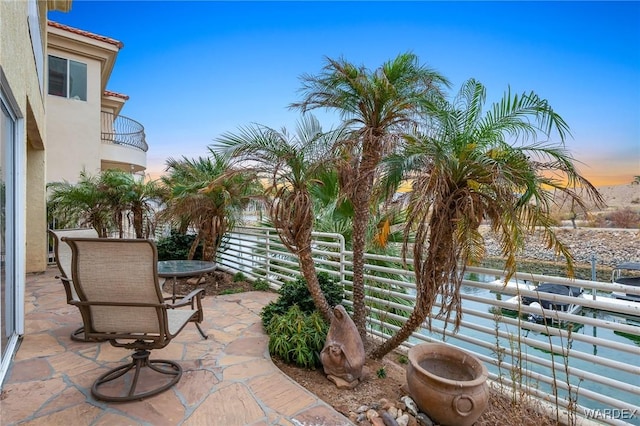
xmin=168 ymin=309 xmax=197 ymax=335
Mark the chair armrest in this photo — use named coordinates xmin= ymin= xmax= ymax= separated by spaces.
xmin=169 ymin=288 xmax=205 ymax=308
xmin=57 ymin=276 xmax=77 ymax=304
xmin=70 ymin=300 xmax=165 ymax=308
xmin=167 ymin=288 xmax=204 ymax=323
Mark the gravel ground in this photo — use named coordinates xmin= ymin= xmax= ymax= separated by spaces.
xmin=481 ymin=226 xmax=640 ymax=268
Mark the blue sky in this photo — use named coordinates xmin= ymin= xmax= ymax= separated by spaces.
xmin=49 ymin=1 xmax=640 ymax=185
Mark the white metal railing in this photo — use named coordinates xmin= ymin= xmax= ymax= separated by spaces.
xmin=217 ymin=226 xmax=640 ymax=426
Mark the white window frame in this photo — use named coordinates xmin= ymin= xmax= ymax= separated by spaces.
xmin=0 ymin=68 xmax=26 ymax=387
xmin=47 ymin=55 xmax=88 ymax=101
xmin=27 ymin=0 xmax=45 ymax=94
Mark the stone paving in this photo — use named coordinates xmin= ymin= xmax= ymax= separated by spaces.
xmin=0 ymin=266 xmax=352 ymax=425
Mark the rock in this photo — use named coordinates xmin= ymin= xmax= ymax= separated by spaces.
xmin=335 ymin=404 xmax=350 ymax=416
xmin=357 ymin=405 xmax=370 ymax=413
xmin=396 ymin=413 xmax=410 ymax=426
xmin=372 ymin=417 xmax=386 ymax=426
xmin=480 ymin=226 xmax=640 ymax=269
xmin=387 ymin=406 xmax=398 ymax=419
xmin=326 ymin=374 xmax=360 ymax=389
xmin=400 ymin=396 xmax=418 ymax=417
xmin=186 ymin=276 xmax=206 ymax=285
xmin=381 ymin=411 xmax=399 ymax=426
xmin=415 ymin=413 xmax=434 ymax=426
xmin=379 ymin=397 xmax=391 ymax=410
xmin=366 ymin=409 xmax=379 ymax=421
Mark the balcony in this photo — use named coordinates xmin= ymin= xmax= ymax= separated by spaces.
xmin=100 ymin=111 xmax=147 ymax=173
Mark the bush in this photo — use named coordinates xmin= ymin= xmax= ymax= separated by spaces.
xmin=233 ymin=271 xmax=246 ymax=282
xmin=261 ymin=272 xmax=343 ymax=328
xmin=155 ymin=230 xmax=203 ymax=260
xmin=220 ymin=288 xmax=244 ymax=295
xmin=586 ymin=213 xmax=607 ymax=228
xmin=252 ymin=279 xmax=270 ymax=291
xmin=265 ymin=305 xmax=328 ymax=368
xmin=607 ymin=207 xmax=640 ymax=229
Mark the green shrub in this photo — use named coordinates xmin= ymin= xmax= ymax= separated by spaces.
xmin=261 ymin=272 xmax=343 ymax=328
xmin=265 ymin=305 xmax=328 ymax=368
xmin=233 ymin=271 xmax=246 ymax=282
xmin=252 ymin=279 xmax=270 ymax=291
xmin=156 ymin=230 xmax=202 ymax=261
xmin=220 ymin=288 xmax=244 ymax=295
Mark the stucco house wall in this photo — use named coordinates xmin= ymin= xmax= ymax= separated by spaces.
xmin=46 ymin=22 xmax=121 ymax=184
xmin=0 ymin=0 xmax=49 ymax=273
xmin=0 ymin=0 xmax=72 ymax=388
xmin=46 ymin=66 xmax=103 ymax=183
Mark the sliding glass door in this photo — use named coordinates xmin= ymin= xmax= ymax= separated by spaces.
xmin=0 ymin=88 xmax=18 ymax=383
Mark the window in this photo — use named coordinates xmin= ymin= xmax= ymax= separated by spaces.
xmin=47 ymin=55 xmax=87 ymax=101
xmin=28 ymin=0 xmax=44 ymax=94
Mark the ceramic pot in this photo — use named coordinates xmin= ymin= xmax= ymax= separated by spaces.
xmin=407 ymin=342 xmax=489 ymax=426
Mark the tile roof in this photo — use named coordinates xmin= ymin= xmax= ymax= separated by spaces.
xmin=47 ymin=21 xmax=124 ymax=49
xmin=104 ymin=90 xmax=129 ymax=100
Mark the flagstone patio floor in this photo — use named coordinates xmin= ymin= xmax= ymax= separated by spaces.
xmin=0 ymin=266 xmax=352 ymax=425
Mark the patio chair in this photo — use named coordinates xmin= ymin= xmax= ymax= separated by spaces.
xmin=62 ymin=237 xmax=206 ymax=402
xmin=48 ymin=228 xmax=99 ymax=341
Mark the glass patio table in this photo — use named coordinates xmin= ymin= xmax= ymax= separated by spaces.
xmin=157 ymin=260 xmax=217 ymax=301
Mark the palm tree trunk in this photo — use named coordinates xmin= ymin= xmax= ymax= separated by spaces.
xmin=202 ymin=218 xmax=219 ymax=262
xmin=351 ymin=196 xmax=369 ymax=340
xmin=369 ymin=304 xmax=427 ymax=359
xmin=132 ymin=207 xmax=144 ymax=238
xmin=203 ymin=233 xmax=215 ymax=261
xmin=370 ymin=215 xmax=455 ymax=359
xmin=117 ymin=211 xmax=124 ymax=238
xmin=298 ymin=244 xmax=334 ymax=323
xmin=350 ymin=163 xmax=377 ymax=341
xmin=188 ymin=233 xmax=202 ymax=260
xmin=368 ymin=245 xmax=439 ymax=359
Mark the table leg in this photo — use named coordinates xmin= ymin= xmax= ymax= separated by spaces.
xmin=172 ymin=276 xmax=177 ymax=303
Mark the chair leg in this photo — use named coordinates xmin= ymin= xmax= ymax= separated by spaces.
xmin=70 ymin=326 xmax=87 ymax=342
xmin=195 ymin=322 xmax=208 ymax=339
xmin=91 ymin=349 xmax=182 ymax=402
xmin=70 ymin=325 xmax=106 ymax=342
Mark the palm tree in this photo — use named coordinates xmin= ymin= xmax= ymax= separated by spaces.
xmin=369 ymin=79 xmax=604 ymax=359
xmin=98 ymin=169 xmax=135 ymax=238
xmin=124 ymin=176 xmax=167 ymax=239
xmin=213 ymin=115 xmax=343 ymax=323
xmin=291 ymin=52 xmax=450 ymax=339
xmin=161 ymin=149 xmax=256 ymax=262
xmin=48 ymin=169 xmax=165 ymax=239
xmin=48 ymin=170 xmax=112 ymax=236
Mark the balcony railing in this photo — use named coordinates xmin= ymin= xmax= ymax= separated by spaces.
xmin=216 ymin=226 xmax=640 ymax=424
xmin=101 ymin=111 xmax=148 ymax=152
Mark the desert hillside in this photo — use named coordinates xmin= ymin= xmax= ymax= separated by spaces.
xmin=553 ymin=183 xmax=640 ymax=213
xmin=593 ymin=183 xmax=640 ymax=209
xmin=482 ymin=184 xmax=640 ymax=270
